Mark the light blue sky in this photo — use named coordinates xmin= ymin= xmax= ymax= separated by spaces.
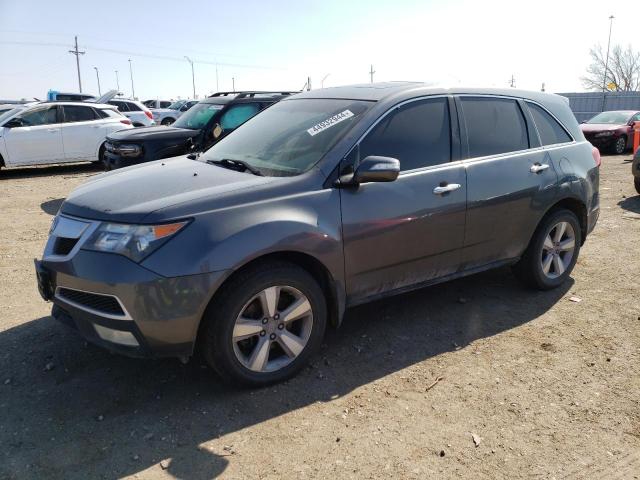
xmin=0 ymin=0 xmax=637 ymax=100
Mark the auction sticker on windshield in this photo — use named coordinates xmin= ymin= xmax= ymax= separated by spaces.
xmin=307 ymin=110 xmax=354 ymax=136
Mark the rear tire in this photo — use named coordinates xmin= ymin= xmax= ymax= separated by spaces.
xmin=199 ymin=261 xmax=327 ymax=387
xmin=161 ymin=118 xmax=175 ymax=126
xmin=513 ymin=209 xmax=581 ymax=290
xmin=635 ymin=177 xmax=640 ymax=195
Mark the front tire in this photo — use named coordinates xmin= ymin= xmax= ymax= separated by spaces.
xmin=635 ymin=177 xmax=640 ymax=195
xmin=200 ymin=261 xmax=327 ymax=387
xmin=513 ymin=209 xmax=581 ymax=290
xmin=613 ymin=136 xmax=627 ymax=154
xmin=161 ymin=118 xmax=175 ymax=126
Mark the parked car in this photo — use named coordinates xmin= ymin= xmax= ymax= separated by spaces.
xmin=108 ymin=99 xmax=155 ymax=127
xmin=580 ymin=110 xmax=640 ymax=154
xmin=35 ymin=83 xmax=599 ymax=386
xmin=632 ymin=148 xmax=640 ymax=194
xmin=0 ymin=101 xmax=132 ymax=169
xmin=143 ymin=99 xmax=173 ymax=109
xmin=103 ymin=91 xmax=293 ymax=169
xmin=47 ymin=90 xmax=96 ymax=102
xmin=151 ymin=100 xmax=198 ymax=125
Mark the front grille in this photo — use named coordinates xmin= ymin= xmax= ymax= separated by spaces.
xmin=57 ymin=288 xmax=125 ymax=317
xmin=53 ymin=237 xmax=78 ymax=256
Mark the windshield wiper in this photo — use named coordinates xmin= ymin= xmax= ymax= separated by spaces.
xmin=206 ymin=158 xmax=263 ymax=176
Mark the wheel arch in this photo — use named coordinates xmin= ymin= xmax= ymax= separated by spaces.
xmin=0 ymin=152 xmax=4 ymax=168
xmin=541 ymin=197 xmax=588 ymax=245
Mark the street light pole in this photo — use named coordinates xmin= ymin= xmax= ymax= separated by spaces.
xmin=184 ymin=56 xmax=196 ymax=98
xmin=128 ymin=59 xmax=135 ymax=99
xmin=93 ymin=67 xmax=101 ymax=96
xmin=115 ymin=70 xmax=120 ymax=93
xmin=601 ymin=15 xmax=615 ymax=112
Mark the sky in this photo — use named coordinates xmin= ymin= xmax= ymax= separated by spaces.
xmin=0 ymin=0 xmax=637 ymax=101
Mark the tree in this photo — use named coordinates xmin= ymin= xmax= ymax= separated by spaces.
xmin=582 ymin=44 xmax=640 ymax=92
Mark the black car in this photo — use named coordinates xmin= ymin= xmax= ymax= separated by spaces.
xmin=103 ymin=91 xmax=296 ymax=169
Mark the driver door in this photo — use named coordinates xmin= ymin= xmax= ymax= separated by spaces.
xmin=340 ymin=97 xmax=467 ymax=303
xmin=2 ymin=105 xmax=65 ymax=166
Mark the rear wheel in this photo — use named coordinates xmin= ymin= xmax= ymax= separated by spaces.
xmin=635 ymin=177 xmax=640 ymax=195
xmin=199 ymin=261 xmax=327 ymax=387
xmin=161 ymin=118 xmax=175 ymax=126
xmin=513 ymin=209 xmax=581 ymax=290
xmin=613 ymin=136 xmax=627 ymax=154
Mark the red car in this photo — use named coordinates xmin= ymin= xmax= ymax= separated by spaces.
xmin=580 ymin=110 xmax=640 ymax=154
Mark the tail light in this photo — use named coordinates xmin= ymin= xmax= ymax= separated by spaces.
xmin=144 ymin=110 xmax=153 ymax=120
xmin=591 ymin=145 xmax=601 ymax=168
xmin=120 ymin=119 xmax=132 ymax=125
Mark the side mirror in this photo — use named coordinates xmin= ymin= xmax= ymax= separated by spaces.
xmin=3 ymin=118 xmax=24 ymax=128
xmin=212 ymin=123 xmax=223 ymax=139
xmin=353 ymin=156 xmax=400 ymax=184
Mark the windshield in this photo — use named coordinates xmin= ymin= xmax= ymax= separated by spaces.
xmin=167 ymin=100 xmax=186 ymax=110
xmin=200 ymin=99 xmax=372 ymax=176
xmin=587 ymin=111 xmax=633 ymax=124
xmin=173 ymin=103 xmax=223 ymax=130
xmin=0 ymin=107 xmax=22 ymax=124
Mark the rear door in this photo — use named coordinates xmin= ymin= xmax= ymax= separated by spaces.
xmin=2 ymin=105 xmax=64 ymax=165
xmin=59 ymin=105 xmax=104 ymax=161
xmin=457 ymin=95 xmax=557 ymax=268
xmin=340 ymin=97 xmax=467 ymax=303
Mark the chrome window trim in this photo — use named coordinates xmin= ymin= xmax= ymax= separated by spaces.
xmin=54 ymin=286 xmax=133 ymax=321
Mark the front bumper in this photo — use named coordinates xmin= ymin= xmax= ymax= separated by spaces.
xmin=38 ymin=245 xmax=228 ymax=359
xmin=104 ymin=150 xmax=148 ymax=169
xmin=584 ymin=135 xmax=617 ymax=150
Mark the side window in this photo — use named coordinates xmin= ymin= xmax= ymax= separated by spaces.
xmin=127 ymin=102 xmax=142 ymax=112
xmin=359 ymin=98 xmax=451 ymax=171
xmin=219 ymin=104 xmax=261 ymax=130
xmin=527 ymin=102 xmax=572 ymax=146
xmin=460 ymin=97 xmax=529 ymax=157
xmin=630 ymin=113 xmax=640 ymax=123
xmin=63 ymin=105 xmax=98 ymax=122
xmin=161 ymin=101 xmax=171 ymax=108
xmin=19 ymin=106 xmax=58 ymax=126
xmin=109 ymin=101 xmax=129 ymax=112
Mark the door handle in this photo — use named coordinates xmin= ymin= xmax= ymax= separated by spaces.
xmin=433 ymin=183 xmax=462 ymax=195
xmin=530 ymin=163 xmax=549 ymax=173
xmin=47 ymin=128 xmax=59 ymax=133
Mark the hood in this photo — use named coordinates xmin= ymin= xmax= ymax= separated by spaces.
xmin=61 ymin=157 xmax=274 ymax=223
xmin=580 ymin=123 xmax=626 ymax=133
xmin=107 ymin=126 xmax=198 ymax=142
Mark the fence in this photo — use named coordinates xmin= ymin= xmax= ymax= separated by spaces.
xmin=557 ymin=91 xmax=640 ymax=123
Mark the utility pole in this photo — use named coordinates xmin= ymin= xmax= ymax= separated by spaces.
xmin=115 ymin=70 xmax=120 ymax=93
xmin=232 ymin=77 xmax=235 ymax=92
xmin=306 ymin=76 xmax=311 ymax=91
xmin=128 ymin=59 xmax=135 ymax=99
xmin=509 ymin=74 xmax=516 ymax=88
xmin=369 ymin=64 xmax=375 ymax=83
xmin=541 ymin=82 xmax=545 ymax=92
xmin=184 ymin=56 xmax=196 ymax=98
xmin=601 ymin=15 xmax=615 ymax=112
xmin=93 ymin=67 xmax=101 ymax=95
xmin=321 ymin=73 xmax=330 ymax=88
xmin=215 ymin=63 xmax=219 ymax=92
xmin=68 ymin=35 xmax=85 ymax=93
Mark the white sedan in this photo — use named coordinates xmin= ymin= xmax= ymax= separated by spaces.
xmin=0 ymin=101 xmax=133 ymax=169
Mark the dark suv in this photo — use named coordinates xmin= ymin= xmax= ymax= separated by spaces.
xmin=103 ymin=91 xmax=295 ymax=169
xmin=36 ymin=83 xmax=600 ymax=387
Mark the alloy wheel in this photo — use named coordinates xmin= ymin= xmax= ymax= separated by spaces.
xmin=615 ymin=137 xmax=626 ymax=154
xmin=540 ymin=221 xmax=576 ymax=279
xmin=232 ymin=286 xmax=313 ymax=373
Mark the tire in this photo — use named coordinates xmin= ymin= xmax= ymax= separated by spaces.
xmin=635 ymin=177 xmax=640 ymax=195
xmin=513 ymin=209 xmax=582 ymax=290
xmin=199 ymin=261 xmax=327 ymax=387
xmin=161 ymin=118 xmax=175 ymax=126
xmin=92 ymin=144 xmax=108 ymax=170
xmin=613 ymin=135 xmax=627 ymax=155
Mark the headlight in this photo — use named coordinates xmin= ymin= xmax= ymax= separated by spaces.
xmin=117 ymin=143 xmax=142 ymax=157
xmin=84 ymin=221 xmax=188 ymax=262
xmin=595 ymin=131 xmax=614 ymax=138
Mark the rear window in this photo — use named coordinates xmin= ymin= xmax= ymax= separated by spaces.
xmin=526 ymin=102 xmax=572 ymax=146
xmin=460 ymin=97 xmax=529 ymax=157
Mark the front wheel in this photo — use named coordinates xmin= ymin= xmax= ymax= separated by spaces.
xmin=635 ymin=177 xmax=640 ymax=195
xmin=513 ymin=209 xmax=581 ymax=290
xmin=613 ymin=136 xmax=627 ymax=154
xmin=199 ymin=261 xmax=327 ymax=387
xmin=161 ymin=118 xmax=175 ymax=126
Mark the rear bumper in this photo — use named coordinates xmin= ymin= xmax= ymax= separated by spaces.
xmin=40 ymin=249 xmax=229 ymax=358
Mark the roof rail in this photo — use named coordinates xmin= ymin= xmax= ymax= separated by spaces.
xmin=208 ymin=91 xmax=300 ymax=98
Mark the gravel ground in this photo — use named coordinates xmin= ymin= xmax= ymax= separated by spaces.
xmin=0 ymin=156 xmax=639 ymax=480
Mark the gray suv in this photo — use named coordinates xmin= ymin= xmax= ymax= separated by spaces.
xmin=35 ymin=83 xmax=600 ymax=386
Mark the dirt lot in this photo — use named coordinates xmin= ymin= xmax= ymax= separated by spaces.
xmin=0 ymin=157 xmax=639 ymax=480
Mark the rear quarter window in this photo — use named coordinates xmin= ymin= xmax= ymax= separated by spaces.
xmin=526 ymin=102 xmax=572 ymax=146
xmin=460 ymin=97 xmax=529 ymax=158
